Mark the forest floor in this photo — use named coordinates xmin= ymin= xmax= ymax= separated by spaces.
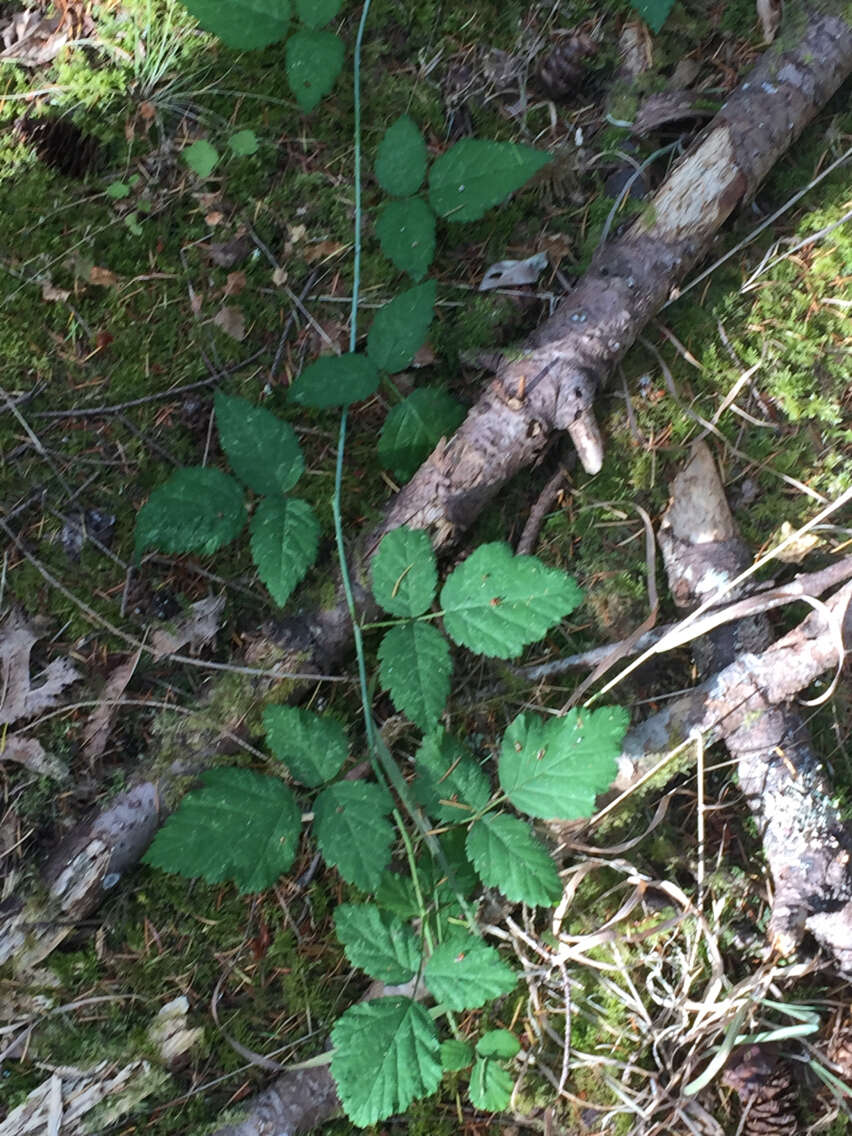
xmin=1 ymin=0 xmax=851 ymax=1133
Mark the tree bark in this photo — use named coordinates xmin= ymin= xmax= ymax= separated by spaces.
xmin=657 ymin=443 xmax=852 ymax=971
xmin=269 ymin=3 xmax=852 ymax=671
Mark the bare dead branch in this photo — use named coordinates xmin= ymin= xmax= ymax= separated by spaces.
xmin=268 ymin=6 xmax=852 ymax=672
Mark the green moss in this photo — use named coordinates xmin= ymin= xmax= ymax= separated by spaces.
xmin=3 ymin=1 xmax=850 ymax=1130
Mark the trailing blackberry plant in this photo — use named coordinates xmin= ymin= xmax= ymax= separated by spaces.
xmin=136 ymin=0 xmax=635 ymax=1125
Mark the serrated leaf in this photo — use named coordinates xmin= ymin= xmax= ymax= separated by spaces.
xmin=286 ymin=29 xmax=344 ymax=111
xmin=367 ymin=280 xmax=436 ymax=374
xmin=288 ymin=352 xmax=379 ymax=407
xmin=331 ymin=996 xmax=441 ymax=1126
xmin=179 ymin=0 xmax=289 ymax=48
xmin=214 ymin=391 xmax=304 ymax=495
xmin=428 ymin=140 xmax=551 ymax=223
xmin=378 ymin=622 xmax=451 ymax=733
xmin=425 ymin=935 xmax=516 ymax=1010
xmin=182 ymin=139 xmax=219 ymax=178
xmin=228 ymin=129 xmax=259 ymax=156
xmin=413 ymin=728 xmax=490 ymax=823
xmin=376 ymin=831 xmax=477 ymax=920
xmin=334 ymin=903 xmax=420 ymax=984
xmin=477 ymin=1029 xmax=521 ymax=1059
xmin=423 ymin=827 xmax=479 ymax=904
xmin=295 ymin=0 xmax=342 ymax=27
xmin=371 ymin=527 xmax=437 ymax=618
xmin=135 ymin=467 xmax=245 ymax=559
xmin=375 ymin=197 xmax=436 ymax=281
xmin=469 ymin=1056 xmax=514 ymax=1111
xmin=142 ymin=768 xmax=301 ymax=894
xmin=313 ymin=781 xmax=394 ymax=892
xmin=249 ymin=497 xmax=319 ymax=607
xmin=374 ymin=116 xmax=428 ymax=197
xmin=263 ymin=704 xmax=348 ymax=787
xmin=440 ymin=1039 xmax=473 ymax=1071
xmin=629 ymin=0 xmax=675 ymax=34
xmin=378 ymin=388 xmax=465 ymax=482
xmin=499 ymin=707 xmax=629 ymax=820
xmin=440 ymin=543 xmax=583 ymax=659
xmin=465 ymin=813 xmax=562 ymax=906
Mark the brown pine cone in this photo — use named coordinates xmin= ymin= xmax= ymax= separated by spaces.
xmin=723 ymin=1045 xmax=799 ymax=1136
xmin=827 ymin=1008 xmax=852 ymax=1082
xmin=535 ymin=34 xmax=597 ymax=101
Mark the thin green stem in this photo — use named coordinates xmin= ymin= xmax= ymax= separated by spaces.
xmin=330 ymin=0 xmax=477 ymax=931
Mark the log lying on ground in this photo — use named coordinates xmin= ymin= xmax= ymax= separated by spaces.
xmin=5 ymin=564 xmax=848 ymax=979
xmin=658 ymin=442 xmax=852 ymax=971
xmin=269 ymin=3 xmax=852 ymax=671
xmin=564 ymin=577 xmax=852 ymax=970
xmin=0 ymin=659 xmax=286 ymax=971
xmin=604 ymin=578 xmax=852 ymax=802
xmin=210 ymin=1065 xmax=340 ymax=1136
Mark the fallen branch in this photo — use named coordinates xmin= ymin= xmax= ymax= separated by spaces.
xmin=209 ymin=1065 xmax=339 ymax=1136
xmin=269 ymin=4 xmax=852 ymax=671
xmin=598 ymin=577 xmax=852 ymax=805
xmin=657 ymin=443 xmax=852 ymax=971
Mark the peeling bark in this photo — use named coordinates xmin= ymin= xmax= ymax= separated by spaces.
xmin=209 ymin=1066 xmax=339 ymax=1136
xmin=611 ymin=578 xmax=852 ymax=800
xmin=651 ymin=441 xmax=852 ymax=971
xmin=375 ymin=3 xmax=850 ymax=519
xmin=269 ymin=4 xmax=852 ymax=671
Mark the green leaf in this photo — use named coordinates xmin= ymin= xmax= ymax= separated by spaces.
xmin=367 ymin=280 xmax=436 ymax=374
xmin=375 ymin=197 xmax=436 ymax=281
xmin=629 ymin=0 xmax=675 ymax=34
xmin=375 ymin=870 xmax=420 ymax=920
xmin=263 ymin=704 xmax=348 ymax=787
xmin=477 ymin=1029 xmax=521 ymax=1059
xmin=378 ymin=622 xmax=451 ymax=733
xmin=440 ymin=542 xmax=583 ymax=659
xmin=285 ymin=29 xmax=344 ymax=111
xmin=182 ymin=139 xmax=219 ymax=178
xmin=378 ymin=388 xmax=465 ymax=482
xmin=465 ymin=813 xmax=562 ymax=906
xmin=371 ymin=527 xmax=437 ymax=618
xmin=106 ymin=181 xmax=130 ymax=199
xmin=334 ymin=903 xmax=420 ymax=984
xmin=142 ymin=768 xmax=301 ymax=894
xmin=428 ymin=140 xmax=551 ymax=223
xmin=413 ymin=728 xmax=490 ymax=823
xmin=295 ymin=0 xmax=342 ymax=26
xmin=374 ymin=115 xmax=428 ymax=197
xmin=499 ymin=707 xmax=629 ymax=820
xmin=124 ymin=213 xmax=143 ymax=237
xmin=440 ymin=1039 xmax=473 ymax=1071
xmin=331 ymin=997 xmax=441 ymax=1127
xmin=228 ymin=129 xmax=259 ymax=156
xmin=135 ymin=467 xmax=245 ymax=559
xmin=469 ymin=1056 xmax=514 ymax=1111
xmin=214 ymin=391 xmax=304 ymax=495
xmin=313 ymin=781 xmax=394 ymax=892
xmin=425 ymin=935 xmax=516 ymax=1010
xmin=179 ymin=0 xmax=289 ymax=48
xmin=376 ymin=831 xmax=477 ymax=920
xmin=249 ymin=497 xmax=319 ymax=607
xmin=288 ymin=352 xmax=379 ymax=407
